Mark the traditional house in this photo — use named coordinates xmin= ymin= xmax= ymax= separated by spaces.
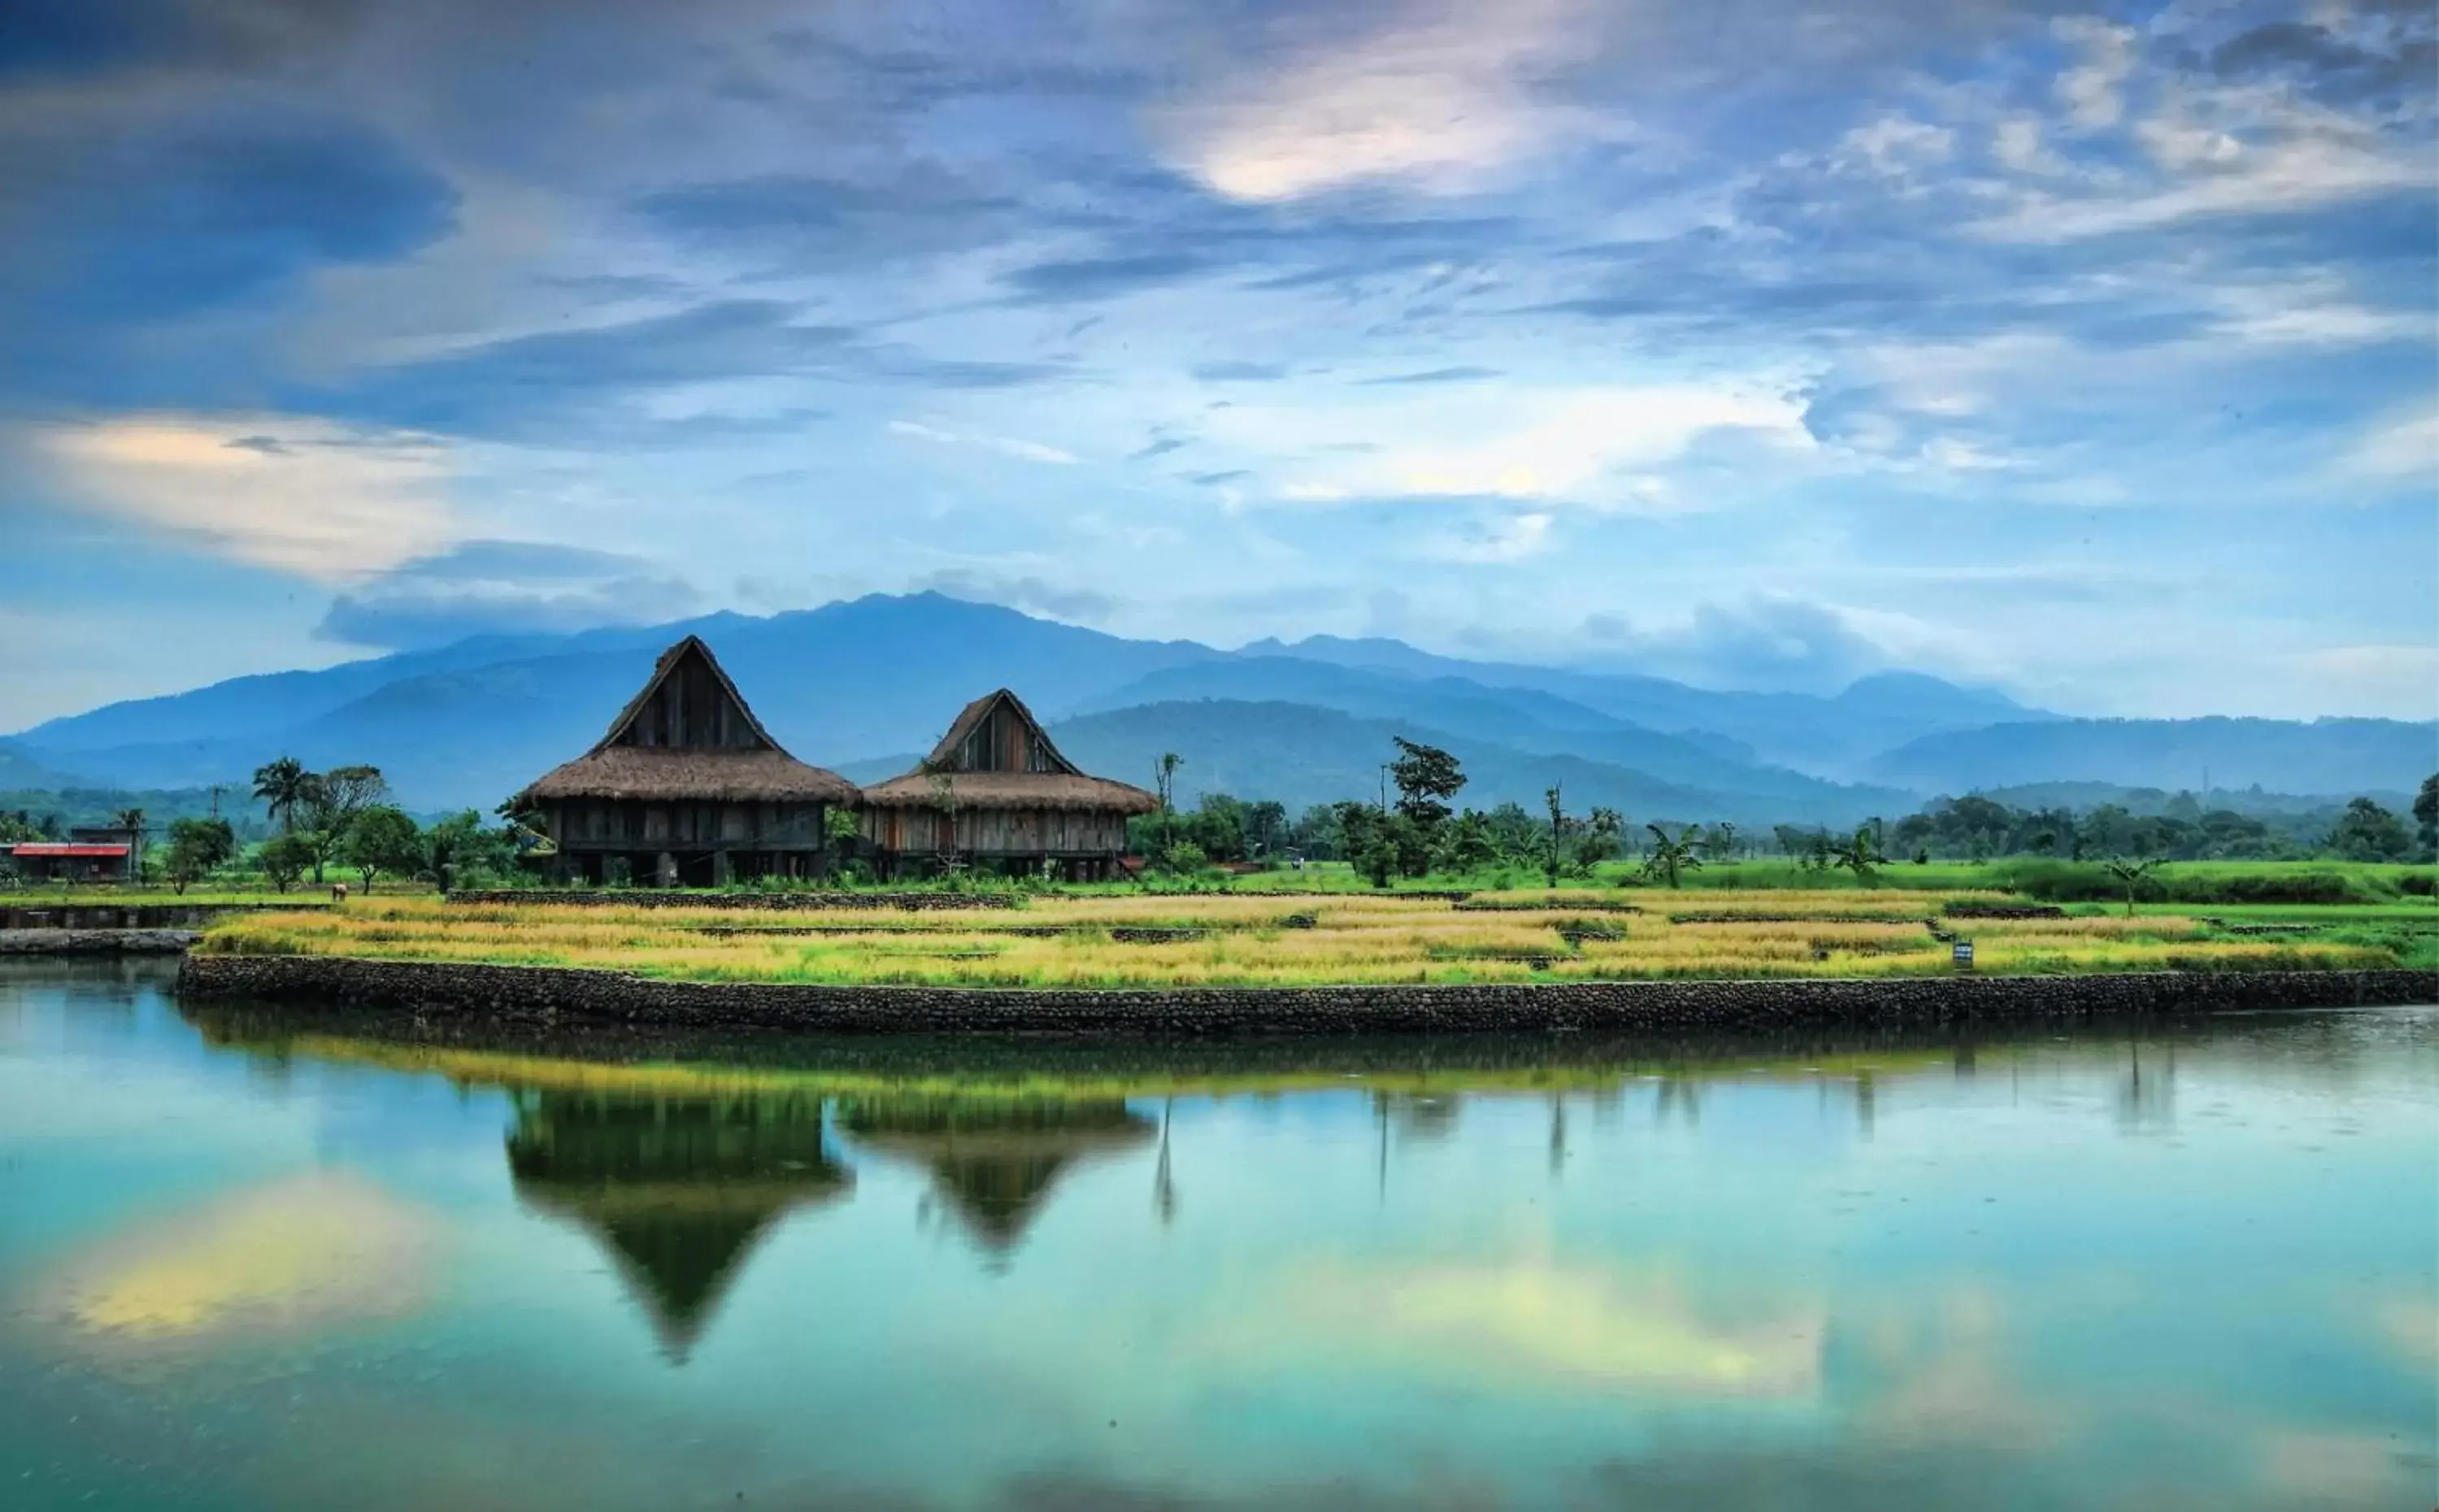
xmin=507 ymin=1091 xmax=851 ymax=1358
xmin=859 ymin=689 xmax=1159 ymax=880
xmin=4 ymin=838 xmax=133 ymax=884
xmin=517 ymin=636 xmax=858 ymax=886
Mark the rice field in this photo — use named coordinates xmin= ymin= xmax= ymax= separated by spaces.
xmin=194 ymin=888 xmax=2411 ymax=988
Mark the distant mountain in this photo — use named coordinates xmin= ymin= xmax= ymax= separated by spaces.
xmin=0 ymin=739 xmax=83 ymax=789
xmin=1874 ymin=719 xmax=2439 ymax=797
xmin=7 ymin=592 xmax=2416 ymax=818
xmin=1037 ymin=700 xmax=1905 ymax=825
xmin=1970 ymin=781 xmax=2414 ymax=819
xmin=1241 ymin=637 xmax=2050 ymax=776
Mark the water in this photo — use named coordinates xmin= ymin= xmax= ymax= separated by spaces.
xmin=2 ymin=960 xmax=2432 ymax=1511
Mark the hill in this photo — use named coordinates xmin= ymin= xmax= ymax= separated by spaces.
xmin=1874 ymin=718 xmax=2438 ymax=797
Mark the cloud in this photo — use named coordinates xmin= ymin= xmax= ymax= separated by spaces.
xmin=312 ymin=538 xmax=704 ymax=650
xmin=1357 ymin=367 xmax=1503 ymax=385
xmin=906 ymin=571 xmax=1117 ymax=623
xmin=1580 ymin=596 xmax=1909 ymax=693
xmin=998 ymin=252 xmax=1211 ymax=305
xmin=2343 ymin=407 xmax=2439 ymax=479
xmin=27 ymin=414 xmax=456 ymax=580
xmin=1157 ymin=0 xmax=1600 ymax=202
xmin=1254 ymin=380 xmax=1813 ymax=505
xmin=889 ymin=419 xmax=1078 ymax=465
xmin=1419 ymin=510 xmax=1554 ymax=563
xmin=1193 ymin=361 xmax=1291 ymax=383
xmin=2053 ymin=18 xmax=2137 ymax=132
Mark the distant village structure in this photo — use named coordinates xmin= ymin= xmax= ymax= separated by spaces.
xmin=516 ymin=637 xmax=859 ymax=886
xmin=860 ymin=689 xmax=1159 ymax=881
xmin=2 ymin=828 xmax=137 ymax=884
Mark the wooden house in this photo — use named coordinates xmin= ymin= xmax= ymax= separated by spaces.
xmin=517 ymin=636 xmax=858 ymax=886
xmin=859 ymin=689 xmax=1159 ymax=880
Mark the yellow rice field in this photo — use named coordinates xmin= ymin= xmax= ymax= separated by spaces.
xmin=194 ymin=889 xmax=2398 ymax=988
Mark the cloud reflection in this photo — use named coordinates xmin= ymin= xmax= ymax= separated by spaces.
xmin=42 ymin=1172 xmax=437 ymax=1345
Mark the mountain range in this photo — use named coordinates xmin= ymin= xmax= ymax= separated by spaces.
xmin=7 ymin=593 xmax=2431 ymax=822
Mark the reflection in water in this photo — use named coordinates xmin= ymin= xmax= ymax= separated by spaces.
xmin=1252 ymin=1260 xmax=1825 ymax=1397
xmin=7 ymin=975 xmax=2413 ymax=1511
xmin=46 ymin=1173 xmax=436 ymax=1345
xmin=837 ymin=1095 xmax=1154 ymax=1258
xmin=506 ymin=1091 xmax=851 ymax=1358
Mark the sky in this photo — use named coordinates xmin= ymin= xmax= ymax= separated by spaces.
xmin=0 ymin=0 xmax=2432 ymax=731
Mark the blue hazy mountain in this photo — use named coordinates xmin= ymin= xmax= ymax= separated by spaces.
xmin=1872 ymin=717 xmax=2439 ymax=797
xmin=6 ymin=593 xmax=2423 ymax=815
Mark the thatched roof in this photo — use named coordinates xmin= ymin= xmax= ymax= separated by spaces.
xmin=520 ymin=636 xmax=858 ymax=806
xmin=508 ymin=1092 xmax=852 ymax=1358
xmin=860 ymin=689 xmax=1159 ymax=814
xmin=837 ymin=1097 xmax=1154 ymax=1253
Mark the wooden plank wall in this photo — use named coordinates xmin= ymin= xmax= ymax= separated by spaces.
xmin=615 ymin=652 xmax=765 ymax=751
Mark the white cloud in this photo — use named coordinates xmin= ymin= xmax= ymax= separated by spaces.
xmin=1837 ymin=115 xmax=1954 ymax=178
xmin=2343 ymin=408 xmax=2439 ymax=480
xmin=27 ymin=415 xmax=458 ymax=581
xmin=1159 ymin=0 xmax=1599 ymax=202
xmin=2054 ymin=18 xmax=2138 ymax=132
xmin=1254 ymin=380 xmax=1813 ymax=505
xmin=888 ymin=419 xmax=1077 ymax=465
xmin=1421 ymin=511 xmax=1554 ymax=563
xmin=2208 ymin=276 xmax=2427 ymax=348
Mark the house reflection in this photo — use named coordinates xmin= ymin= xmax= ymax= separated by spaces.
xmin=506 ymin=1090 xmax=852 ymax=1358
xmin=836 ymin=1095 xmax=1155 ymax=1260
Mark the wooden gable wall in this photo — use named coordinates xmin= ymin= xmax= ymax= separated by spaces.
xmin=612 ymin=646 xmax=769 ymax=751
xmin=950 ymin=698 xmax=1064 ymax=774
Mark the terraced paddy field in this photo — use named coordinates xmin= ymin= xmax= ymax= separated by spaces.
xmin=193 ymin=888 xmax=2427 ymax=988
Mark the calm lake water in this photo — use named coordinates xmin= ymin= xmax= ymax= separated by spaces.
xmin=2 ymin=961 xmax=2432 ymax=1511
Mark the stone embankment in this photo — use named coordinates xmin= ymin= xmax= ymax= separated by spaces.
xmin=443 ymin=890 xmax=1017 ymax=910
xmin=5 ymin=928 xmax=200 ymax=955
xmin=178 ymin=954 xmax=2438 ymax=1037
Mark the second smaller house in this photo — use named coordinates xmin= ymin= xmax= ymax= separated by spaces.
xmin=860 ymin=689 xmax=1158 ymax=880
xmin=5 ymin=836 xmax=133 ymax=884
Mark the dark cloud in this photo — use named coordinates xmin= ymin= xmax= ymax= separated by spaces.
xmin=633 ymin=167 xmax=1020 ymax=268
xmin=0 ymin=106 xmax=456 ymax=329
xmin=999 ymin=253 xmax=1213 ymax=305
xmin=315 ymin=540 xmax=703 ymax=650
xmin=2208 ymin=20 xmax=2437 ymax=101
xmin=301 ymin=300 xmax=1056 ymax=437
xmin=1189 ymin=469 xmax=1250 ymax=486
xmin=224 ymin=435 xmax=292 ymax=456
xmin=1127 ymin=437 xmax=1189 ymax=462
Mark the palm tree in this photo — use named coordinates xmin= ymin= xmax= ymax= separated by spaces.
xmin=112 ymin=807 xmax=146 ymax=885
xmin=2103 ymin=855 xmax=2163 ymax=917
xmin=252 ymin=757 xmax=313 ymax=833
xmin=1154 ymin=752 xmax=1183 ymax=858
xmin=1641 ymin=823 xmax=1704 ymax=889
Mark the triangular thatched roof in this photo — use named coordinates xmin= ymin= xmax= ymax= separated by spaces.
xmin=837 ymin=1095 xmax=1154 ymax=1254
xmin=520 ymin=637 xmax=858 ymax=805
xmin=508 ymin=1092 xmax=853 ymax=1359
xmin=860 ymin=689 xmax=1159 ymax=814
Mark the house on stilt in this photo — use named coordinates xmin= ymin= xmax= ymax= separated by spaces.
xmin=859 ymin=689 xmax=1158 ymax=881
xmin=515 ymin=636 xmax=858 ymax=887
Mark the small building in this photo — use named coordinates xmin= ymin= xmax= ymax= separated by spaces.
xmin=4 ymin=841 xmax=132 ymax=884
xmin=516 ymin=636 xmax=859 ymax=887
xmin=859 ymin=689 xmax=1159 ymax=880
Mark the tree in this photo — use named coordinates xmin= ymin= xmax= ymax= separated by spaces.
xmin=1154 ymin=752 xmax=1184 ymax=860
xmin=111 ymin=807 xmax=149 ymax=884
xmin=1543 ymin=786 xmax=1565 ymax=887
xmin=258 ymin=834 xmax=315 ymax=893
xmin=162 ymin=818 xmax=235 ymax=894
xmin=297 ymin=764 xmax=389 ymax=884
xmin=1703 ymin=821 xmax=1738 ymax=862
xmin=343 ymin=806 xmax=423 ymax=892
xmin=426 ymin=810 xmax=516 ymax=893
xmin=2416 ymin=773 xmax=2439 ymax=859
xmin=2328 ymin=797 xmax=2411 ymax=862
xmin=1573 ymin=806 xmax=1624 ymax=871
xmin=2102 ymin=855 xmax=2163 ymax=917
xmin=252 ymin=757 xmax=314 ymax=833
xmin=1829 ymin=824 xmax=1889 ymax=885
xmin=1641 ymin=823 xmax=1704 ymax=889
xmin=1389 ymin=738 xmax=1466 ymax=831
xmin=1334 ymin=802 xmax=1402 ymax=889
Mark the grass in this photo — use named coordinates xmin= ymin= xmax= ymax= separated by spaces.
xmin=197 ymin=885 xmax=2422 ymax=988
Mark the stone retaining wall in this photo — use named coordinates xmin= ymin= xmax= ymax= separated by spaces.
xmin=0 ymin=902 xmax=324 ymax=930
xmin=5 ymin=928 xmax=201 ymax=956
xmin=443 ymin=889 xmax=1017 ymax=910
xmin=178 ymin=953 xmax=2438 ymax=1037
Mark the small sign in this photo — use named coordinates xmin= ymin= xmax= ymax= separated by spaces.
xmin=1953 ymin=941 xmax=1975 ymax=970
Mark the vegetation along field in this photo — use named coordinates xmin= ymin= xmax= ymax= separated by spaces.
xmin=198 ymin=885 xmax=2431 ymax=988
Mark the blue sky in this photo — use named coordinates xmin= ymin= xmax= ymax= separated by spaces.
xmin=0 ymin=0 xmax=2432 ymax=728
